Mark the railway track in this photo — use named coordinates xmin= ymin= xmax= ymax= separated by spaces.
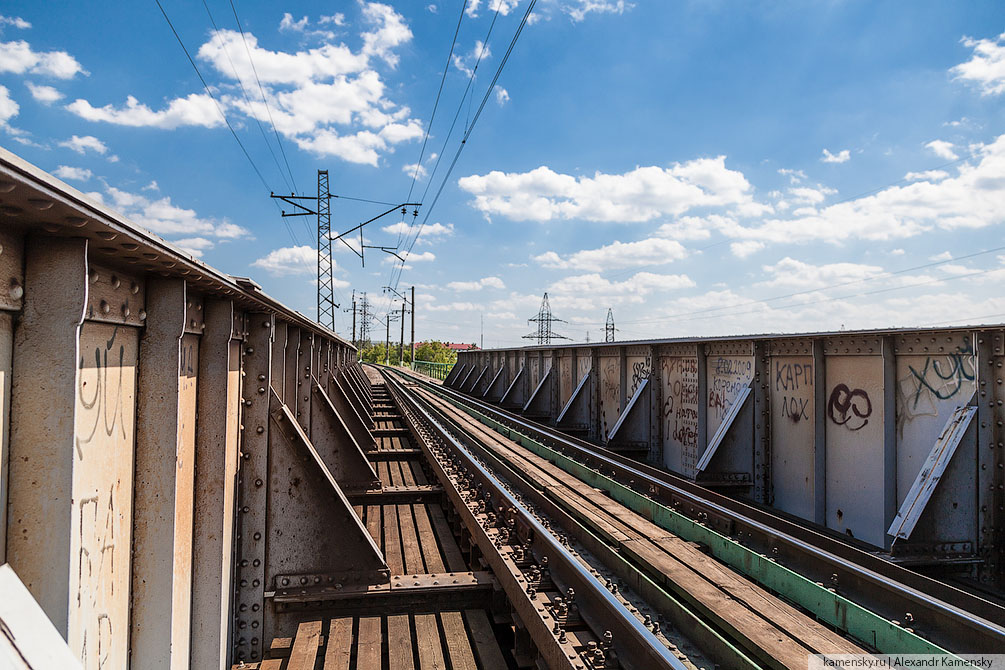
xmin=376 ymin=364 xmax=1005 ymax=668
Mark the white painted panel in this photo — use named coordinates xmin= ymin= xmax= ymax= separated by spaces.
xmin=770 ymin=356 xmax=815 ymax=520
xmin=825 ymin=356 xmax=885 ymax=546
xmin=599 ymin=357 xmax=621 ymax=439
xmin=559 ymin=356 xmax=574 ymax=408
xmin=706 ymin=356 xmax=753 ymax=437
xmin=895 ymin=352 xmax=975 ymax=505
xmin=70 ymin=323 xmax=138 ymax=670
xmin=660 ymin=356 xmax=700 ymax=476
xmin=626 ymin=355 xmax=651 ymax=398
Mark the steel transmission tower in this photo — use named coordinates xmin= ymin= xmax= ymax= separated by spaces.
xmin=358 ymin=292 xmax=372 ymax=344
xmin=316 ymin=170 xmax=334 ymax=331
xmin=270 ymin=169 xmax=337 ymax=331
xmin=605 ymin=308 xmax=616 ymax=342
xmin=523 ymin=293 xmax=570 ymax=345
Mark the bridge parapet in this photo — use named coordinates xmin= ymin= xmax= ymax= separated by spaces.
xmin=0 ymin=148 xmax=373 ymax=669
xmin=452 ymin=328 xmax=1004 ymax=589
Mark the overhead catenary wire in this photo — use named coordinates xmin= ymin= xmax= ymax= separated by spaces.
xmin=398 ymin=0 xmax=469 ymax=250
xmin=392 ymin=0 xmax=538 ymax=292
xmin=154 ymin=0 xmax=303 ymax=247
xmin=395 ymin=1 xmax=506 ymax=269
xmin=228 ymin=0 xmax=299 ymax=195
xmin=201 ymin=0 xmax=293 ymax=194
xmin=155 ymin=0 xmax=272 ymax=194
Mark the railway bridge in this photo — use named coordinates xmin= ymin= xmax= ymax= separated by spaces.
xmin=1 ymin=149 xmax=1003 ymax=670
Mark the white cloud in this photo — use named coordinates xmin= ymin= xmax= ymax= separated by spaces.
xmin=360 ymin=2 xmax=412 ymax=67
xmin=447 ymin=276 xmax=506 ymax=291
xmin=104 ymin=186 xmax=251 ymax=242
xmin=58 ymin=134 xmax=107 ymax=155
xmin=426 ymin=5 xmax=438 ymax=13
xmin=925 ymin=139 xmax=958 ymax=160
xmin=382 ymin=221 xmax=454 ymax=239
xmin=951 ymin=32 xmax=1005 ymax=96
xmin=778 ymin=168 xmax=806 ymax=184
xmin=494 ymin=85 xmax=509 ymax=105
xmin=0 ymin=16 xmax=31 ymax=30
xmin=320 ymin=13 xmax=346 ymax=26
xmin=522 ymin=132 xmax=1005 ymax=248
xmin=426 ymin=301 xmax=482 ymax=312
xmin=143 ymin=180 xmax=159 ymax=191
xmin=0 ymin=39 xmax=86 ymax=78
xmin=890 ymin=248 xmax=906 ymax=256
xmin=394 ymin=250 xmax=435 ymax=263
xmin=67 ymin=94 xmax=224 ymax=129
xmin=788 ymin=185 xmax=836 ymax=204
xmin=26 ymin=82 xmax=62 ymax=104
xmin=928 ymin=251 xmax=953 ymax=262
xmin=904 ymin=170 xmax=949 ymax=182
xmin=279 ymin=13 xmax=309 ymax=32
xmin=0 ymin=84 xmax=18 ymax=125
xmin=540 ymin=271 xmax=695 ymax=310
xmin=173 ymin=237 xmax=215 ymax=258
xmin=252 ymin=245 xmax=315 ymax=275
xmin=758 ymin=257 xmax=883 ymax=289
xmin=402 ymin=162 xmax=427 ymax=179
xmin=821 ymin=148 xmax=850 ymax=163
xmin=458 ymin=156 xmax=770 ymax=223
xmin=564 ymin=0 xmax=631 ymax=22
xmin=730 ymin=240 xmax=764 ymax=258
xmin=68 ymin=5 xmax=419 ymax=166
xmin=453 ymin=41 xmax=491 ymax=77
xmin=534 ymin=238 xmax=687 ymax=271
xmin=53 ymin=165 xmax=92 ymax=182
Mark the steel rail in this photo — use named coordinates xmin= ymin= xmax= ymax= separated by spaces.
xmin=384 ymin=372 xmax=689 ymax=670
xmin=390 ymin=366 xmax=1005 ymax=653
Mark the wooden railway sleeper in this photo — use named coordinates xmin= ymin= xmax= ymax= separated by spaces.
xmin=385 ymin=370 xmax=689 ymax=670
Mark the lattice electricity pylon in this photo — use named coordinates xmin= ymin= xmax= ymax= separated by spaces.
xmin=605 ymin=308 xmax=617 ymax=342
xmin=317 ymin=170 xmax=334 ymax=330
xmin=523 ymin=292 xmax=570 ymax=345
xmin=270 ymin=170 xmax=338 ymax=331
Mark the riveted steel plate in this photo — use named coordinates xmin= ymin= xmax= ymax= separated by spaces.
xmin=84 ymin=265 xmax=145 ymax=326
xmin=184 ymin=292 xmax=206 ymax=334
xmin=766 ymin=338 xmax=814 ymax=356
xmin=704 ymin=340 xmax=754 ymax=357
xmin=0 ymin=227 xmax=23 ymax=312
xmin=658 ymin=342 xmax=698 ymax=357
xmin=822 ymin=336 xmax=883 ymax=355
xmin=893 ymin=330 xmax=973 ymax=355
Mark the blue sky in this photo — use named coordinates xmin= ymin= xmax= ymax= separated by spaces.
xmin=1 ymin=1 xmax=1003 ymax=346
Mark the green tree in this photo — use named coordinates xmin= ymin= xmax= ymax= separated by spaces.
xmin=414 ymin=340 xmax=458 ymax=365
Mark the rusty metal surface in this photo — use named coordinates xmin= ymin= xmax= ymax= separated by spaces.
xmin=70 ymin=321 xmax=138 ymax=669
xmin=0 ymin=151 xmax=365 ymax=670
xmin=412 ymin=364 xmax=1005 ymax=652
xmin=457 ymin=324 xmax=1001 ymax=587
xmin=7 ymin=237 xmax=87 ymax=638
xmin=130 ymin=278 xmax=196 ymax=670
xmin=191 ymin=299 xmax=242 ymax=670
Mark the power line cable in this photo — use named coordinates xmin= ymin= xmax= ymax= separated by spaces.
xmin=155 ymin=0 xmax=303 ymax=246
xmin=228 ymin=0 xmax=299 ymax=194
xmin=390 ymin=0 xmax=507 ymax=289
xmin=399 ymin=0 xmax=468 ymax=249
xmin=201 ymin=0 xmax=293 ymax=194
xmin=393 ymin=0 xmax=538 ymax=291
xmin=155 ymin=0 xmax=272 ymax=194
